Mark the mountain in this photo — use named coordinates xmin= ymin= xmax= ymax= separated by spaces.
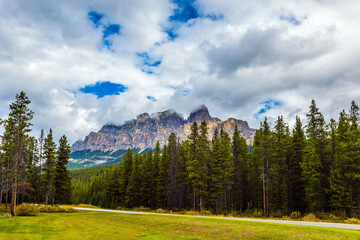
xmin=69 ymin=105 xmax=255 ymax=168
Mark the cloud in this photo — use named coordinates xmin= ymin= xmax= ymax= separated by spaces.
xmin=79 ymin=81 xmax=127 ymax=98
xmin=1 ymin=0 xmax=360 ymax=145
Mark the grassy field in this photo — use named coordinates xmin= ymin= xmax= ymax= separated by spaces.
xmin=0 ymin=211 xmax=360 ymax=240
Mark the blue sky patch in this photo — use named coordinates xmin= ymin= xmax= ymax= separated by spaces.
xmin=183 ymin=89 xmax=191 ymax=96
xmin=147 ymin=96 xmax=157 ymax=102
xmin=87 ymin=10 xmax=121 ymax=50
xmin=280 ymin=14 xmax=301 ymax=25
xmin=170 ymin=0 xmax=199 ymax=23
xmin=80 ymin=81 xmax=127 ymax=98
xmin=137 ymin=52 xmax=162 ymax=74
xmin=88 ymin=11 xmax=104 ymax=27
xmin=254 ymin=99 xmax=282 ymax=119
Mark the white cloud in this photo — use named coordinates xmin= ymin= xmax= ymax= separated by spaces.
xmin=1 ymin=0 xmax=360 ymax=144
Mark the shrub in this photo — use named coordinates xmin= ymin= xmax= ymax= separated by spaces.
xmin=252 ymin=210 xmax=264 ymax=218
xmin=184 ymin=210 xmax=200 ymax=215
xmin=302 ymin=213 xmax=318 ymax=222
xmin=116 ymin=206 xmax=130 ymax=211
xmin=16 ymin=204 xmax=40 ymax=216
xmin=345 ymin=218 xmax=360 ymax=224
xmin=39 ymin=205 xmax=78 ymax=213
xmin=61 ymin=206 xmax=79 ymax=213
xmin=229 ymin=211 xmax=240 ymax=217
xmin=133 ymin=206 xmax=151 ymax=212
xmin=289 ymin=211 xmax=302 ymax=219
xmin=200 ymin=210 xmax=212 ymax=216
xmin=155 ymin=208 xmax=169 ymax=214
xmin=271 ymin=210 xmax=283 ymax=218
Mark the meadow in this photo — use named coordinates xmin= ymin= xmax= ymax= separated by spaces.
xmin=1 ymin=210 xmax=360 ymax=240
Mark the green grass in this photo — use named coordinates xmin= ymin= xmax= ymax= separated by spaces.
xmin=0 ymin=211 xmax=359 ymax=240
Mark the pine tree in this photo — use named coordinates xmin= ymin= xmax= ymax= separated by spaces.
xmin=301 ymin=100 xmax=328 ymax=212
xmin=289 ymin=116 xmax=306 ymax=212
xmin=219 ymin=128 xmax=234 ymax=213
xmin=157 ymin=145 xmax=169 ymax=208
xmin=119 ymin=149 xmax=133 ymax=206
xmin=177 ymin=140 xmax=190 ymax=209
xmin=7 ymin=91 xmax=34 ymax=216
xmin=232 ymin=125 xmax=249 ymax=212
xmin=270 ymin=116 xmax=290 ymax=214
xmin=55 ymin=135 xmax=72 ymax=204
xmin=187 ymin=121 xmax=200 ymax=211
xmin=42 ymin=129 xmax=57 ymax=205
xmin=197 ymin=121 xmax=210 ymax=212
xmin=208 ymin=127 xmax=223 ymax=214
xmin=151 ymin=141 xmax=161 ymax=208
xmin=140 ymin=150 xmax=153 ymax=207
xmin=167 ymin=133 xmax=179 ymax=210
xmin=126 ymin=153 xmax=142 ymax=208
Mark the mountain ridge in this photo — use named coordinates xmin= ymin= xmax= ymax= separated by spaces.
xmin=71 ymin=105 xmax=256 ymax=152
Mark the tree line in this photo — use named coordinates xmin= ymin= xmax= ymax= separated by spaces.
xmin=75 ymin=100 xmax=360 ymax=218
xmin=0 ymin=92 xmax=72 ymax=216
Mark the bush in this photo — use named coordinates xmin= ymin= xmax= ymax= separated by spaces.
xmin=200 ymin=210 xmax=212 ymax=216
xmin=155 ymin=208 xmax=169 ymax=214
xmin=289 ymin=211 xmax=302 ymax=219
xmin=133 ymin=206 xmax=151 ymax=212
xmin=271 ymin=210 xmax=283 ymax=218
xmin=252 ymin=210 xmax=264 ymax=218
xmin=345 ymin=218 xmax=360 ymax=224
xmin=302 ymin=213 xmax=318 ymax=222
xmin=39 ymin=205 xmax=78 ymax=213
xmin=16 ymin=204 xmax=40 ymax=216
xmin=185 ymin=210 xmax=200 ymax=215
xmin=116 ymin=206 xmax=130 ymax=211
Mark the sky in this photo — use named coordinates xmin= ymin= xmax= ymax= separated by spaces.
xmin=1 ymin=0 xmax=360 ymax=144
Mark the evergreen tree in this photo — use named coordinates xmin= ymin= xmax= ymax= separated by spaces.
xmin=270 ymin=116 xmax=290 ymax=214
xmin=140 ymin=150 xmax=153 ymax=207
xmin=42 ymin=129 xmax=57 ymax=205
xmin=167 ymin=133 xmax=179 ymax=210
xmin=231 ymin=125 xmax=249 ymax=212
xmin=187 ymin=121 xmax=201 ymax=211
xmin=197 ymin=121 xmax=211 ymax=212
xmin=208 ymin=128 xmax=223 ymax=214
xmin=126 ymin=153 xmax=142 ymax=208
xmin=347 ymin=101 xmax=360 ymax=218
xmin=151 ymin=141 xmax=161 ymax=208
xmin=157 ymin=145 xmax=169 ymax=208
xmin=119 ymin=149 xmax=133 ymax=206
xmin=301 ymin=100 xmax=328 ymax=212
xmin=289 ymin=116 xmax=306 ymax=212
xmin=55 ymin=135 xmax=72 ymax=204
xmin=7 ymin=91 xmax=34 ymax=216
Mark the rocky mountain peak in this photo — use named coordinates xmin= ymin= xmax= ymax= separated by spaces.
xmin=137 ymin=113 xmax=150 ymax=122
xmin=187 ymin=105 xmax=212 ymax=123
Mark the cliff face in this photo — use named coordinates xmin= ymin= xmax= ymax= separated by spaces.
xmin=71 ymin=106 xmax=255 ymax=152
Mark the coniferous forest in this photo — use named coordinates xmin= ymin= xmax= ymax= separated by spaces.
xmin=1 ymin=92 xmax=360 ymax=219
xmin=72 ymin=100 xmax=360 ymax=219
xmin=0 ymin=92 xmax=72 ymax=216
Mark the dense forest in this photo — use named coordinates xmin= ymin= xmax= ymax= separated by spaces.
xmin=0 ymin=92 xmax=72 ymax=216
xmin=73 ymin=100 xmax=360 ymax=218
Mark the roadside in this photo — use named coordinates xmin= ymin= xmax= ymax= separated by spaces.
xmin=74 ymin=207 xmax=360 ymax=230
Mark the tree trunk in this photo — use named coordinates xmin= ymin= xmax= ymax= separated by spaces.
xmin=10 ymin=149 xmax=19 ymax=217
xmin=199 ymin=195 xmax=204 ymax=212
xmin=5 ymin=177 xmax=9 ymax=210
xmin=45 ymin=190 xmax=49 ymax=205
xmin=193 ymin=188 xmax=196 ymax=211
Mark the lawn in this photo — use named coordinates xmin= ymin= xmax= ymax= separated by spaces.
xmin=0 ymin=211 xmax=359 ymax=240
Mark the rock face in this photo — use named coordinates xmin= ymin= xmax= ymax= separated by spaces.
xmin=71 ymin=105 xmax=256 ymax=152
